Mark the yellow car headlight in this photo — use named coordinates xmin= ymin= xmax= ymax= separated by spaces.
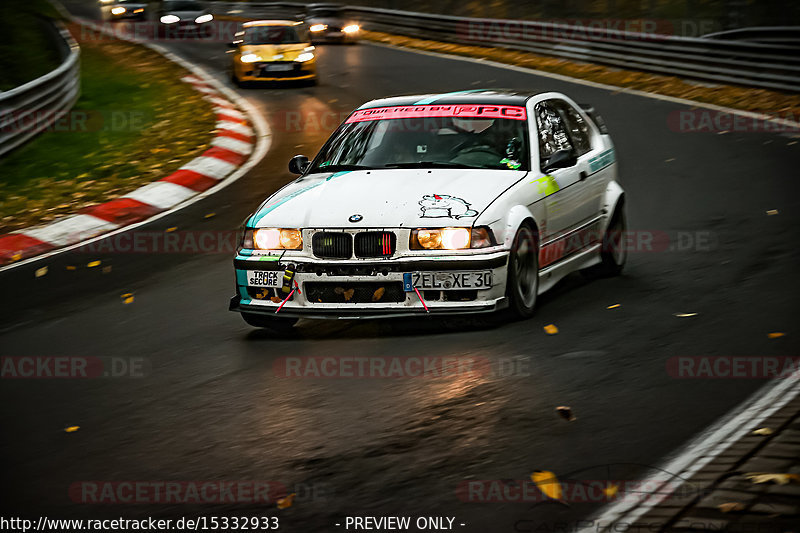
xmin=249 ymin=228 xmax=303 ymax=250
xmin=240 ymin=53 xmax=260 ymax=63
xmin=111 ymin=6 xmax=126 ymax=15
xmin=410 ymin=227 xmax=494 ymax=250
xmin=296 ymin=52 xmax=315 ymax=62
xmin=343 ymin=24 xmax=360 ymax=34
xmin=309 ymin=24 xmax=327 ymax=32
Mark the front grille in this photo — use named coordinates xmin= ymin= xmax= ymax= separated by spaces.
xmin=354 ymin=231 xmax=396 ymax=258
xmin=305 ymin=282 xmax=405 ymax=304
xmin=312 ymin=232 xmax=352 ymax=259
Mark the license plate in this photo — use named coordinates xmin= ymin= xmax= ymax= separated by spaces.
xmin=406 ymin=271 xmax=493 ymax=290
xmin=246 ymin=270 xmax=284 ymax=288
xmin=265 ymin=63 xmax=294 ymax=72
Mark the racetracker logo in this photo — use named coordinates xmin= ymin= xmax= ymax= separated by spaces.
xmin=667 ymin=356 xmax=800 ymax=379
xmin=0 ymin=109 xmax=151 ymax=133
xmin=668 ymin=110 xmax=800 ymax=133
xmin=273 ymin=355 xmax=531 ymax=379
xmin=78 ymin=231 xmax=239 ymax=254
xmin=457 ymin=479 xmax=689 ymax=504
xmin=79 ymin=21 xmax=245 ymax=43
xmin=0 ymin=356 xmax=149 ymax=379
xmin=69 ymin=481 xmax=285 ymax=504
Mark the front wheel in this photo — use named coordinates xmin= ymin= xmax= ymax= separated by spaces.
xmin=506 ymin=224 xmax=539 ymax=319
xmin=241 ymin=312 xmax=298 ymax=334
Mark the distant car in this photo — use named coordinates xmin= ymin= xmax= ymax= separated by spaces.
xmin=154 ymin=0 xmax=214 ymax=35
xmin=230 ymin=90 xmax=626 ymax=331
xmin=100 ymin=0 xmax=147 ymax=21
xmin=305 ymin=3 xmax=360 ymax=43
xmin=228 ymin=21 xmax=317 ymax=86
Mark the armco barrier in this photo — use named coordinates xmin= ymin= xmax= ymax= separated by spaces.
xmin=0 ymin=21 xmax=80 ymax=158
xmin=208 ymin=2 xmax=800 ymax=92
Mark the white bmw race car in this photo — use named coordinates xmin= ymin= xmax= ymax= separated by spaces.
xmin=230 ymin=90 xmax=626 ymax=331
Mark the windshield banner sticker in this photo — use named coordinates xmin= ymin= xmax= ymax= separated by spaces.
xmin=346 ymin=105 xmax=527 ymax=123
xmin=419 ymin=194 xmax=478 ymax=219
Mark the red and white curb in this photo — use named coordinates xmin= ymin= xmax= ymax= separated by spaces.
xmin=0 ymin=23 xmax=271 ymax=269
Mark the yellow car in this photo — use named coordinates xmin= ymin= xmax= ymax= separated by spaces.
xmin=229 ymin=21 xmax=317 ymax=86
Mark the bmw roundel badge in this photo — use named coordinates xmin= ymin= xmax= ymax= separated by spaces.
xmin=349 ymin=214 xmax=363 ymax=223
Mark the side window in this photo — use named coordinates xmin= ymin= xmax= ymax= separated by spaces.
xmin=534 ymin=102 xmax=573 ymax=165
xmin=552 ymin=100 xmax=592 ymax=156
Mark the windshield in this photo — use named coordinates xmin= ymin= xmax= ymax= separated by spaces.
xmin=310 ymin=104 xmax=530 ymax=172
xmin=244 ymin=26 xmax=307 ymax=45
xmin=163 ymin=1 xmax=202 ymax=10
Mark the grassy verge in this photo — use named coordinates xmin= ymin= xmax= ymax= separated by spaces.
xmin=0 ymin=23 xmax=217 ymax=234
xmin=0 ymin=0 xmax=63 ymax=90
xmin=362 ymin=30 xmax=800 ymax=117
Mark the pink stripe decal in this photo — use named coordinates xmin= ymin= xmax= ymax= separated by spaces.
xmin=346 ymin=105 xmax=527 ymax=123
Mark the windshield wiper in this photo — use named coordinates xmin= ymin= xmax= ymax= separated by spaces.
xmin=382 ymin=162 xmax=481 ymax=169
xmin=313 ymin=164 xmax=376 ymax=172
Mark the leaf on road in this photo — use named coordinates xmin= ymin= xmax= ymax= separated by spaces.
xmin=767 ymin=332 xmax=786 ymax=338
xmin=204 ymin=212 xmax=216 ymax=219
xmin=752 ymin=427 xmax=774 ymax=436
xmin=64 ymin=426 xmax=80 ymax=433
xmin=530 ymin=471 xmax=562 ymax=501
xmin=123 ymin=296 xmax=134 ymax=304
xmin=718 ymin=502 xmax=745 ymax=513
xmin=544 ymin=324 xmax=558 ymax=335
xmin=66 ymin=265 xmax=76 ymax=270
xmin=674 ymin=313 xmax=698 ymax=318
xmin=766 ymin=210 xmax=779 ymax=216
xmin=602 ymin=484 xmax=618 ymax=499
xmin=35 ymin=266 xmax=48 ymax=278
xmin=87 ymin=260 xmax=101 ymax=268
xmin=745 ymin=473 xmax=800 ymax=485
xmin=555 ymin=406 xmax=576 ymax=422
xmin=165 ymin=227 xmax=177 ymax=233
xmin=607 ymin=304 xmax=620 ymax=309
xmin=11 ymin=253 xmax=22 ymax=262
xmin=372 ymin=287 xmax=385 ymax=302
xmin=276 ymin=493 xmax=295 ymax=509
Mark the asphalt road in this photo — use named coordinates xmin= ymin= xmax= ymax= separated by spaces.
xmin=1 ymin=2 xmax=799 ymax=531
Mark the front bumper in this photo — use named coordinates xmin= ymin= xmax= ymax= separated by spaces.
xmin=235 ymin=62 xmax=317 ymax=82
xmin=230 ymin=251 xmax=509 ymax=319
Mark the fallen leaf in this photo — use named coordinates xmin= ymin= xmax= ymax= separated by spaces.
xmin=752 ymin=427 xmax=773 ymax=436
xmin=555 ymin=406 xmax=576 ymax=422
xmin=11 ymin=253 xmax=22 ymax=261
xmin=766 ymin=210 xmax=779 ymax=216
xmin=718 ymin=502 xmax=745 ymax=513
xmin=64 ymin=426 xmax=80 ymax=433
xmin=121 ymin=293 xmax=133 ymax=298
xmin=674 ymin=313 xmax=698 ymax=317
xmin=602 ymin=484 xmax=618 ymax=499
xmin=35 ymin=266 xmax=48 ymax=278
xmin=343 ymin=288 xmax=355 ymax=301
xmin=123 ymin=296 xmax=134 ymax=304
xmin=745 ymin=473 xmax=800 ymax=485
xmin=544 ymin=324 xmax=558 ymax=335
xmin=607 ymin=304 xmax=620 ymax=309
xmin=276 ymin=493 xmax=295 ymax=509
xmin=530 ymin=471 xmax=562 ymax=500
xmin=87 ymin=260 xmax=101 ymax=268
xmin=372 ymin=287 xmax=385 ymax=302
xmin=204 ymin=212 xmax=216 ymax=219
xmin=767 ymin=332 xmax=785 ymax=339
xmin=165 ymin=227 xmax=177 ymax=233
xmin=66 ymin=265 xmax=76 ymax=270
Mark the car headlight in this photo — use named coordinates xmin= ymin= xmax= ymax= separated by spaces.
xmin=343 ymin=24 xmax=360 ymax=33
xmin=195 ymin=13 xmax=213 ymax=23
xmin=160 ymin=14 xmax=180 ymax=24
xmin=296 ymin=52 xmax=314 ymax=62
xmin=240 ymin=53 xmax=260 ymax=63
xmin=309 ymin=24 xmax=327 ymax=32
xmin=410 ymin=227 xmax=494 ymax=250
xmin=243 ymin=228 xmax=303 ymax=250
xmin=111 ymin=6 xmax=126 ymax=15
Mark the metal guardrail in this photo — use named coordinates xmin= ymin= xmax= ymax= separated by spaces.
xmin=209 ymin=2 xmax=800 ymax=92
xmin=0 ymin=21 xmax=81 ymax=159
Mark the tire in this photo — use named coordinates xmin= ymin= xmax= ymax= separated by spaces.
xmin=586 ymin=202 xmax=627 ymax=277
xmin=506 ymin=223 xmax=539 ymax=318
xmin=241 ymin=312 xmax=298 ymax=334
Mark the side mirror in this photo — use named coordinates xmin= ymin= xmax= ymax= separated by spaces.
xmin=289 ymin=154 xmax=310 ymax=174
xmin=542 ymin=149 xmax=577 ymax=172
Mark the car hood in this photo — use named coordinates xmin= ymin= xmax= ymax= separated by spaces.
xmin=249 ymin=168 xmax=528 ymax=228
xmin=241 ymin=43 xmax=310 ymax=60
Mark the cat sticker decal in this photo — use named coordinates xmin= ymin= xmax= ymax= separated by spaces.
xmin=419 ymin=194 xmax=479 ymax=219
